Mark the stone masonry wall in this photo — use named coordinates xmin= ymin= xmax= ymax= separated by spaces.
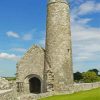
xmin=17 ymin=82 xmax=100 ymax=100
xmin=0 ymin=77 xmax=10 ymax=90
xmin=0 ymin=82 xmax=100 ymax=100
xmin=16 ymin=45 xmax=45 ymax=93
xmin=17 ymin=45 xmax=44 ymax=81
xmin=45 ymin=0 xmax=73 ymax=92
xmin=73 ymin=82 xmax=100 ymax=92
xmin=0 ymin=89 xmax=17 ymax=100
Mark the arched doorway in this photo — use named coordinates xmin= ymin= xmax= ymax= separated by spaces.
xmin=29 ymin=77 xmax=41 ymax=93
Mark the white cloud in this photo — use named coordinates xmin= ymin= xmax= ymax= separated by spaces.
xmin=70 ymin=1 xmax=100 ymax=71
xmin=11 ymin=48 xmax=27 ymax=52
xmin=22 ymin=34 xmax=32 ymax=41
xmin=6 ymin=31 xmax=33 ymax=41
xmin=0 ymin=53 xmax=20 ymax=61
xmin=71 ymin=23 xmax=100 ymax=41
xmin=77 ymin=1 xmax=100 ymax=15
xmin=77 ymin=18 xmax=92 ymax=24
xmin=6 ymin=31 xmax=20 ymax=38
xmin=96 ymin=3 xmax=100 ymax=11
xmin=71 ymin=23 xmax=100 ymax=62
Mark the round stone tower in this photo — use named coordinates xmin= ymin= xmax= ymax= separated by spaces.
xmin=44 ymin=0 xmax=73 ymax=92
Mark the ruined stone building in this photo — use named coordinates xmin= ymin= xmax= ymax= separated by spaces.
xmin=16 ymin=0 xmax=73 ymax=94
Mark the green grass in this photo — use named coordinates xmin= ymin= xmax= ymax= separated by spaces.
xmin=40 ymin=88 xmax=100 ymax=100
xmin=4 ymin=77 xmax=16 ymax=81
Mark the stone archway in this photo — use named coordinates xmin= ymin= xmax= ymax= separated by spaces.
xmin=29 ymin=77 xmax=41 ymax=93
xmin=24 ymin=74 xmax=43 ymax=93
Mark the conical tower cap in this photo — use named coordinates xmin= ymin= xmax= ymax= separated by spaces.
xmin=48 ymin=0 xmax=69 ymax=4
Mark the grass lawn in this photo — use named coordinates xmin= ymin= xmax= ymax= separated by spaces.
xmin=40 ymin=88 xmax=100 ymax=100
xmin=4 ymin=77 xmax=16 ymax=81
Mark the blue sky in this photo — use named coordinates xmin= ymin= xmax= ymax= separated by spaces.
xmin=0 ymin=0 xmax=100 ymax=76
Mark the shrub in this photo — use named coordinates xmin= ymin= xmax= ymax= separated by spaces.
xmin=82 ymin=71 xmax=100 ymax=83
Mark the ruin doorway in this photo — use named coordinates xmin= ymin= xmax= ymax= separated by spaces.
xmin=29 ymin=77 xmax=41 ymax=93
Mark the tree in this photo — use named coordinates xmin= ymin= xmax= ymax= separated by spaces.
xmin=82 ymin=71 xmax=100 ymax=83
xmin=88 ymin=69 xmax=99 ymax=76
xmin=74 ymin=72 xmax=83 ymax=82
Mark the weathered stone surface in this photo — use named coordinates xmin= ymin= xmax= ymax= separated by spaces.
xmin=48 ymin=0 xmax=69 ymax=4
xmin=73 ymin=82 xmax=100 ymax=92
xmin=17 ymin=82 xmax=100 ymax=100
xmin=0 ymin=77 xmax=10 ymax=90
xmin=16 ymin=45 xmax=45 ymax=93
xmin=0 ymin=89 xmax=17 ymax=100
xmin=44 ymin=0 xmax=73 ymax=92
xmin=0 ymin=82 xmax=100 ymax=100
